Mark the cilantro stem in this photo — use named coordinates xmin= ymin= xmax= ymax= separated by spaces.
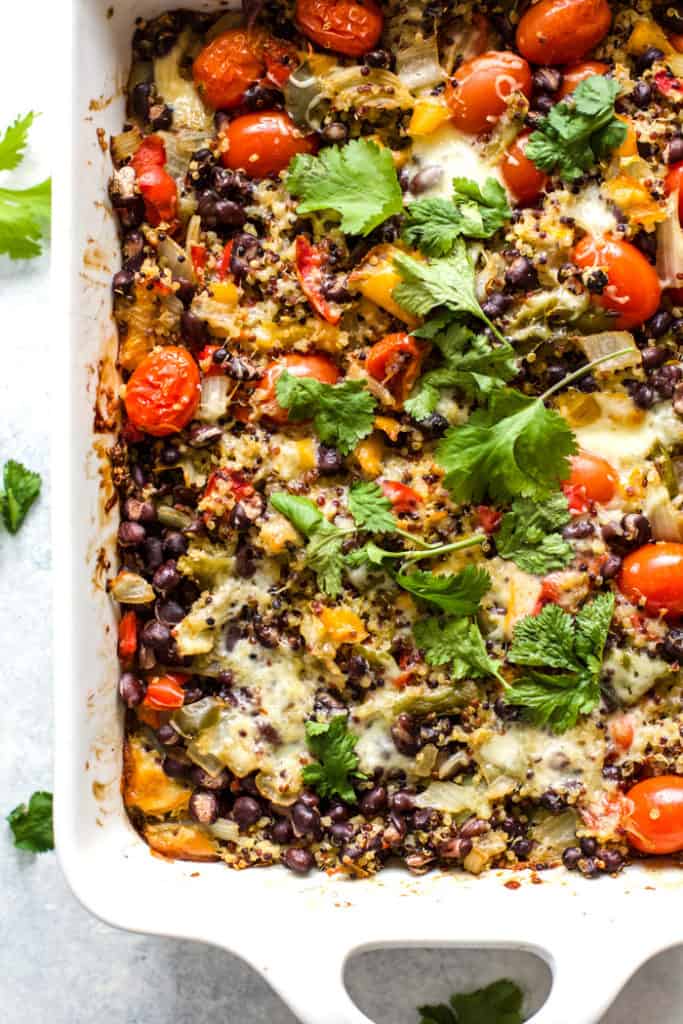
xmin=481 ymin=313 xmax=508 ymax=346
xmin=395 ymin=526 xmax=433 ymax=548
xmin=379 ymin=533 xmax=486 ymax=562
xmin=540 ymin=348 xmax=632 ymax=401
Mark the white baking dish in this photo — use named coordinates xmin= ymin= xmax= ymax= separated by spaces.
xmin=52 ymin=3 xmax=683 ymax=1020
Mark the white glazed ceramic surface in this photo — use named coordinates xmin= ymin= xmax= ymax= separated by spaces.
xmin=52 ymin=4 xmax=683 ymax=1022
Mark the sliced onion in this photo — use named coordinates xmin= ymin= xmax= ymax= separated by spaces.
xmin=184 ymin=214 xmax=202 ymax=269
xmin=191 ymin=295 xmax=237 ymax=337
xmin=285 ymin=61 xmax=330 ymax=131
xmin=645 ymin=484 xmax=683 ymax=541
xmin=395 ymin=35 xmax=445 ymax=93
xmin=413 ymin=780 xmax=490 ymax=815
xmin=158 ymin=235 xmax=194 ymax=283
xmin=158 ymin=129 xmax=213 ymax=180
xmin=657 ymin=189 xmax=683 ymax=291
xmin=171 ymin=697 xmax=219 ymax=738
xmin=111 ymin=127 xmax=142 ymax=166
xmin=154 ymin=30 xmax=211 ymax=132
xmin=577 ymin=331 xmax=641 ymax=373
xmin=109 ymin=571 xmax=155 ymax=604
xmin=209 ymin=818 xmax=240 ymax=842
xmin=198 ymin=376 xmax=230 ymax=422
xmin=322 ymin=67 xmax=414 ymax=112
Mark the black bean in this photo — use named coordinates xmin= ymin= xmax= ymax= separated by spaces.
xmin=562 ymin=845 xmax=582 ymax=870
xmin=600 ymin=849 xmax=623 ymax=873
xmin=282 ymin=847 xmax=315 ymax=873
xmin=112 ymin=268 xmax=135 ymax=296
xmin=481 ymin=292 xmax=511 ymax=319
xmin=329 ymin=821 xmax=354 ymax=845
xmin=417 ymin=411 xmax=449 ymax=437
xmin=123 ymin=230 xmax=145 ymax=271
xmin=648 ymin=310 xmax=673 ymax=338
xmin=212 ymin=167 xmax=253 ymax=202
xmin=272 ymin=818 xmax=294 ymax=844
xmin=118 ymin=520 xmax=146 ymax=547
xmin=410 ymin=165 xmax=443 ymax=194
xmin=661 ymin=628 xmax=683 ymax=662
xmin=299 ymin=791 xmax=320 ymax=808
xmin=580 ymin=836 xmax=598 ymax=857
xmin=123 ymin=498 xmax=156 ymax=523
xmin=667 ymin=137 xmax=683 ymax=165
xmin=187 ymin=148 xmax=215 ymax=190
xmin=235 ymin=542 xmax=256 ymax=578
xmin=223 ymin=353 xmax=260 ymax=381
xmin=391 ymin=713 xmax=420 ymax=756
xmin=327 ymin=802 xmax=351 ymax=824
xmin=533 ymin=94 xmax=555 ymax=115
xmin=410 ymin=808 xmax=433 ymax=831
xmin=156 ymin=598 xmax=185 ymax=626
xmin=119 ymin=672 xmax=144 ymax=706
xmin=632 ymin=81 xmax=652 ymax=108
xmin=533 ymin=66 xmax=562 ymax=93
xmin=187 ymin=423 xmax=223 ymax=448
xmin=322 ymin=122 xmax=348 ymax=144
xmin=292 ymin=802 xmax=321 ymax=837
xmin=494 ymin=697 xmax=520 ymax=721
xmin=115 ymin=193 xmax=146 ymax=230
xmin=233 ymin=795 xmax=262 ymax=828
xmin=243 ymin=82 xmax=281 ymax=110
xmin=180 ymin=310 xmax=208 ymax=349
xmin=540 ymin=790 xmax=566 ymax=813
xmin=144 ymin=536 xmax=164 ymax=571
xmin=621 ymin=513 xmax=651 ymax=548
xmin=545 ymin=363 xmax=569 ymax=388
xmin=360 ymin=786 xmax=387 ymax=817
xmin=440 ymin=836 xmax=472 ymax=860
xmin=460 ymin=817 xmax=490 ymax=840
xmin=316 ymin=444 xmax=344 ymax=475
xmin=230 ymin=233 xmax=261 ymax=282
xmin=633 ymin=383 xmax=656 ymax=409
xmin=636 ymin=47 xmax=664 ymax=73
xmin=153 ymin=560 xmax=180 ymax=593
xmin=512 ymin=838 xmax=533 ymax=859
xmin=157 ymin=723 xmax=178 ymax=745
xmin=391 ymin=790 xmax=415 ymax=814
xmin=642 ymin=345 xmax=668 ymax=370
xmin=215 ymin=199 xmax=247 ymax=228
xmin=163 ymin=530 xmax=188 ymax=559
xmin=175 ymin=281 xmax=196 ymax=307
xmin=253 ymin=617 xmax=279 ymax=649
xmin=131 ymin=81 xmax=154 ymax=119
xmin=320 ymin=275 xmax=351 ymax=303
xmin=581 ymin=856 xmax=601 ymax=878
xmin=189 ymin=790 xmax=219 ymax=825
xmin=191 ymin=766 xmax=230 ymax=790
xmin=149 ymin=103 xmax=173 ymax=130
xmin=363 ymin=48 xmax=392 ymax=68
xmin=160 ymin=443 xmax=180 ymax=466
xmin=586 ymin=269 xmax=608 ymax=294
xmin=505 ymin=256 xmax=538 ymax=290
xmin=162 ymin=755 xmax=189 ymax=780
xmin=562 ymin=519 xmax=594 ymax=540
xmin=141 ymin=619 xmax=172 ymax=654
xmin=601 ymin=554 xmax=622 ymax=580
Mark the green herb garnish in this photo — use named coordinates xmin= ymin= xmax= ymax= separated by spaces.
xmin=302 ymin=716 xmax=367 ymax=802
xmin=404 ymin=176 xmax=512 ymax=257
xmin=7 ymin=791 xmax=54 ymax=852
xmin=348 ymin=480 xmax=396 ymax=534
xmin=414 ymin=615 xmax=503 ymax=683
xmin=0 ymin=113 xmax=51 ymax=260
xmin=497 ymin=494 xmax=573 ymax=574
xmin=396 ymin=564 xmax=490 ymax=616
xmin=275 ymin=372 xmax=376 ymax=455
xmin=1 ymin=459 xmax=41 ymax=533
xmin=419 ymin=979 xmax=524 ymax=1024
xmin=270 ymin=493 xmax=346 ymax=597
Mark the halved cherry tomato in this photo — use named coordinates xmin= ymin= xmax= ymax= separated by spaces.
xmin=366 ymin=333 xmax=429 ymax=404
xmin=193 ymin=29 xmax=298 ymax=110
xmin=295 ymin=235 xmax=341 ymax=325
xmin=624 ymin=776 xmax=683 ymax=854
xmin=295 ymin=0 xmax=383 ymax=57
xmin=124 ymin=346 xmax=201 ymax=437
xmin=654 ymin=70 xmax=683 ymax=97
xmin=143 ymin=673 xmax=189 ymax=710
xmin=130 ymin=135 xmax=177 ymax=226
xmin=500 ymin=131 xmax=548 ymax=205
xmin=609 ymin=714 xmax=635 ymax=752
xmin=380 ymin=480 xmax=422 ymax=513
xmin=222 ymin=111 xmax=316 ymax=178
xmin=446 ymin=51 xmax=532 ymax=135
xmin=664 ymin=162 xmax=683 ymax=223
xmin=531 ymin=575 xmax=562 ymax=615
xmin=475 ymin=506 xmax=502 ymax=533
xmin=197 ymin=344 xmax=223 ymax=377
xmin=118 ymin=610 xmax=138 ymax=661
xmin=572 ymin=234 xmax=662 ymax=329
xmin=619 ymin=542 xmax=683 ymax=617
xmin=516 ymin=0 xmax=612 ymax=65
xmin=561 ymin=450 xmax=618 ymax=511
xmin=258 ymin=353 xmax=339 ymax=423
xmin=558 ymin=61 xmax=609 ymax=98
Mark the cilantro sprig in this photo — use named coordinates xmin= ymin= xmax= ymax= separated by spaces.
xmin=275 ymin=372 xmax=376 ymax=455
xmin=396 ymin=564 xmax=490 ymax=616
xmin=404 ymin=176 xmax=512 ymax=257
xmin=286 ymin=138 xmax=403 ymax=236
xmin=419 ymin=979 xmax=524 ymax=1024
xmin=1 ymin=459 xmax=41 ymax=533
xmin=497 ymin=494 xmax=573 ymax=575
xmin=526 ymin=75 xmax=626 ymax=182
xmin=302 ymin=717 xmax=367 ymax=802
xmin=348 ymin=480 xmax=396 ymax=533
xmin=0 ymin=113 xmax=51 ymax=260
xmin=505 ymin=593 xmax=615 ymax=733
xmin=414 ymin=615 xmax=503 ymax=684
xmin=7 ymin=791 xmax=54 ymax=852
xmin=270 ymin=493 xmax=346 ymax=597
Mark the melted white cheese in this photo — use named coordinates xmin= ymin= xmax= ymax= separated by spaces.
xmin=572 ymin=401 xmax=683 ymax=472
xmin=566 ymin=183 xmax=618 ymax=237
xmin=409 ymin=123 xmax=502 ymax=199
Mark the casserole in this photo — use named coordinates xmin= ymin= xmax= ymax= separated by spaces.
xmin=53 ymin=1 xmax=683 ymax=1021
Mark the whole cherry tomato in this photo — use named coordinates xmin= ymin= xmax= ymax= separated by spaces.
xmin=258 ymin=352 xmax=339 ymax=422
xmin=572 ymin=234 xmax=662 ymax=329
xmin=446 ymin=51 xmax=532 ymax=135
xmin=143 ymin=673 xmax=189 ymax=710
xmin=624 ymin=776 xmax=683 ymax=854
xmin=561 ymin=450 xmax=618 ymax=510
xmin=501 ymin=131 xmax=548 ymax=205
xmin=222 ymin=111 xmax=316 ymax=177
xmin=516 ymin=0 xmax=612 ymax=65
xmin=664 ymin=162 xmax=683 ymax=222
xmin=193 ymin=29 xmax=298 ymax=110
xmin=558 ymin=61 xmax=609 ymax=98
xmin=295 ymin=0 xmax=383 ymax=57
xmin=619 ymin=542 xmax=683 ymax=617
xmin=295 ymin=235 xmax=341 ymax=325
xmin=124 ymin=346 xmax=201 ymax=437
xmin=130 ymin=135 xmax=177 ymax=226
xmin=366 ymin=333 xmax=429 ymax=404
xmin=380 ymin=480 xmax=422 ymax=513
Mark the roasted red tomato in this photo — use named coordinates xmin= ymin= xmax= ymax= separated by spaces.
xmin=258 ymin=352 xmax=339 ymax=423
xmin=516 ymin=0 xmax=612 ymax=65
xmin=295 ymin=0 xmax=383 ymax=56
xmin=380 ymin=480 xmax=422 ymax=513
xmin=366 ymin=333 xmax=429 ymax=404
xmin=664 ymin=162 xmax=683 ymax=222
xmin=558 ymin=60 xmax=609 ymax=98
xmin=500 ymin=131 xmax=548 ymax=205
xmin=561 ymin=450 xmax=618 ymax=511
xmin=143 ymin=673 xmax=189 ymax=710
xmin=118 ymin=611 xmax=138 ymax=661
xmin=619 ymin=542 xmax=683 ymax=617
xmin=624 ymin=776 xmax=683 ymax=854
xmin=124 ymin=347 xmax=201 ymax=437
xmin=572 ymin=234 xmax=662 ymax=329
xmin=446 ymin=51 xmax=532 ymax=135
xmin=193 ymin=28 xmax=298 ymax=110
xmin=130 ymin=135 xmax=177 ymax=226
xmin=222 ymin=111 xmax=316 ymax=177
xmin=295 ymin=236 xmax=342 ymax=325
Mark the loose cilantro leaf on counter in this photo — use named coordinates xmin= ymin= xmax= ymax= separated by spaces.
xmin=414 ymin=615 xmax=503 ymax=682
xmin=275 ymin=372 xmax=376 ymax=455
xmin=348 ymin=481 xmax=396 ymax=534
xmin=7 ymin=791 xmax=54 ymax=852
xmin=435 ymin=387 xmax=577 ymax=504
xmin=270 ymin=493 xmax=345 ymax=597
xmin=418 ymin=979 xmax=524 ymax=1024
xmin=0 ymin=112 xmax=51 ymax=260
xmin=396 ymin=564 xmax=491 ymax=616
xmin=404 ymin=176 xmax=511 ymax=257
xmin=1 ymin=459 xmax=41 ymax=533
xmin=526 ymin=75 xmax=626 ymax=182
xmin=496 ymin=494 xmax=573 ymax=575
xmin=506 ymin=593 xmax=615 ymax=733
xmin=303 ymin=716 xmax=367 ymax=802
xmin=286 ymin=138 xmax=403 ymax=236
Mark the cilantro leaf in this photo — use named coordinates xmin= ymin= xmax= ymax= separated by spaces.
xmin=496 ymin=494 xmax=572 ymax=575
xmin=269 ymin=492 xmax=323 ymax=537
xmin=414 ymin=615 xmax=503 ymax=682
xmin=275 ymin=372 xmax=376 ymax=455
xmin=526 ymin=75 xmax=626 ymax=182
xmin=418 ymin=979 xmax=524 ymax=1024
xmin=348 ymin=481 xmax=396 ymax=533
xmin=506 ymin=594 xmax=615 ymax=732
xmin=404 ymin=177 xmax=511 ymax=257
xmin=393 ymin=242 xmax=486 ymax=323
xmin=451 ymin=177 xmax=511 ymax=235
xmin=7 ymin=791 xmax=54 ymax=852
xmin=286 ymin=138 xmax=403 ymax=236
xmin=435 ymin=388 xmax=577 ymax=504
xmin=270 ymin=493 xmax=345 ymax=597
xmin=0 ymin=112 xmax=37 ymax=171
xmin=0 ymin=112 xmax=51 ymax=260
xmin=396 ymin=564 xmax=491 ymax=615
xmin=345 ymin=540 xmax=391 ymax=569
xmin=1 ymin=459 xmax=41 ymax=533
xmin=302 ymin=716 xmax=367 ymax=802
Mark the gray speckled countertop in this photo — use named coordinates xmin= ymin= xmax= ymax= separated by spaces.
xmin=2 ymin=7 xmax=683 ymax=1020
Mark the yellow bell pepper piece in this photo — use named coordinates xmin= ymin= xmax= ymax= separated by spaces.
xmin=319 ymin=607 xmax=368 ymax=644
xmin=615 ymin=115 xmax=638 ymax=159
xmin=409 ymin=98 xmax=450 ymax=137
xmin=354 ymin=432 xmax=384 ymax=478
xmin=295 ymin=438 xmax=317 ymax=472
xmin=627 ymin=19 xmax=674 ymax=56
xmin=348 ymin=244 xmax=420 ymax=327
xmin=604 ymin=175 xmax=666 ymax=231
xmin=209 ymin=280 xmax=239 ymax=306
